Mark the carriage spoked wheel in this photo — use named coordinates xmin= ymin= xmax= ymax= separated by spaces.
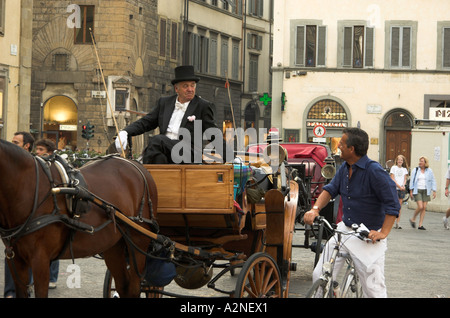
xmin=233 ymin=252 xmax=282 ymax=298
xmin=103 ymin=269 xmax=163 ymax=298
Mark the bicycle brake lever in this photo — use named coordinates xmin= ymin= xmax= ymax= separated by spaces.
xmin=360 ymin=230 xmax=369 ymax=237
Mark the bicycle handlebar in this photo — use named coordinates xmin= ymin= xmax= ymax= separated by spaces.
xmin=314 ymin=216 xmax=371 ymax=241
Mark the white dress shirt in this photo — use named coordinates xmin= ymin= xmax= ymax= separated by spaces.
xmin=165 ymin=99 xmax=190 ymax=140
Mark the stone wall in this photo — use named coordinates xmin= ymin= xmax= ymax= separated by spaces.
xmin=30 ymin=0 xmax=175 ymax=152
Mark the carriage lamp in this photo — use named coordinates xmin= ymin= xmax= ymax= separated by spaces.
xmin=321 ymin=156 xmax=336 ymax=179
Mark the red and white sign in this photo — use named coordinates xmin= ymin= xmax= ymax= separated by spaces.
xmin=313 ymin=125 xmax=326 ymax=137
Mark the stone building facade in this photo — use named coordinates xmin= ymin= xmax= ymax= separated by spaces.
xmin=0 ymin=0 xmax=33 ymax=140
xmin=30 ymin=0 xmax=274 ymax=154
xmin=272 ymin=0 xmax=450 ymax=166
xmin=31 ymin=0 xmax=174 ymax=153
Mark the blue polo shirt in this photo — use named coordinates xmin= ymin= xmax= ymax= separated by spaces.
xmin=323 ymin=155 xmax=400 ymax=230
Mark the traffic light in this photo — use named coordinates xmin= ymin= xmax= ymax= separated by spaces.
xmin=81 ymin=124 xmax=88 ymax=139
xmin=281 ymin=92 xmax=287 ymax=111
xmin=81 ymin=122 xmax=94 ymax=140
xmin=86 ymin=122 xmax=94 ymax=139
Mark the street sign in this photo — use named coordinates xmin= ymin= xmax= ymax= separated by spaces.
xmin=259 ymin=93 xmax=272 ymax=106
xmin=313 ymin=124 xmax=326 ymax=138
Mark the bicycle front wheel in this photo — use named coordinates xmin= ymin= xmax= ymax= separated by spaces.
xmin=305 ymin=278 xmax=333 ymax=298
xmin=340 ymin=269 xmax=363 ymax=298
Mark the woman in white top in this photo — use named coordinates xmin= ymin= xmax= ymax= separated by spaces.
xmin=409 ymin=156 xmax=437 ymax=230
xmin=390 ymin=155 xmax=408 ymax=229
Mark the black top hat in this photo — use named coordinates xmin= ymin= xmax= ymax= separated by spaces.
xmin=171 ymin=65 xmax=200 ymax=85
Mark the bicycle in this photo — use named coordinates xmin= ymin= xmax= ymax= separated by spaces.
xmin=305 ymin=216 xmax=370 ymax=298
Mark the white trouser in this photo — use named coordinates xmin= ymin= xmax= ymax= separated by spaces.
xmin=312 ymin=223 xmax=387 ymax=298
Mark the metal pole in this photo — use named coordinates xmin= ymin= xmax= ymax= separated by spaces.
xmin=183 ymin=0 xmax=190 ymax=65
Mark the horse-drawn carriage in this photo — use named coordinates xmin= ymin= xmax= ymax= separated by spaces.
xmin=102 ymin=142 xmax=336 ymax=298
xmin=0 ymin=137 xmax=334 ymax=298
xmin=102 ymin=142 xmax=299 ymax=298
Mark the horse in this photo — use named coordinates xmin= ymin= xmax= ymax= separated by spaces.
xmin=0 ymin=139 xmax=158 ymax=298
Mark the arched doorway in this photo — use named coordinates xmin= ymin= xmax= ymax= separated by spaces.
xmin=305 ymin=98 xmax=350 ymax=155
xmin=244 ymin=102 xmax=258 ymax=130
xmin=384 ymin=110 xmax=413 ymax=167
xmin=42 ymin=96 xmax=78 ymax=150
xmin=244 ymin=102 xmax=259 ymax=146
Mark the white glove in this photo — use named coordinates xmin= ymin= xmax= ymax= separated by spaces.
xmin=115 ymin=130 xmax=128 ymax=152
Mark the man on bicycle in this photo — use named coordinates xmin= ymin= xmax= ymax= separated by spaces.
xmin=304 ymin=127 xmax=400 ymax=297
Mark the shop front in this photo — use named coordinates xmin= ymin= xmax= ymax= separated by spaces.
xmin=305 ymin=98 xmax=350 ymax=157
xmin=42 ymin=95 xmax=78 ymax=150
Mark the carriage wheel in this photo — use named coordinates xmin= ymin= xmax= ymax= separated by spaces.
xmin=234 ymin=252 xmax=282 ymax=298
xmin=103 ymin=269 xmax=163 ymax=298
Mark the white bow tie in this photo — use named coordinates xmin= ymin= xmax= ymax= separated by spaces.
xmin=175 ymin=101 xmax=188 ymax=112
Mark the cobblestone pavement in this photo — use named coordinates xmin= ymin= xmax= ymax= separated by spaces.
xmin=0 ymin=205 xmax=448 ymax=298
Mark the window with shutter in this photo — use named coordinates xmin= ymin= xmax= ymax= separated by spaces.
xmin=221 ymin=37 xmax=229 ymax=77
xmin=295 ymin=25 xmax=326 ymax=67
xmin=390 ymin=26 xmax=411 ymax=68
xmin=0 ymin=0 xmax=5 ymax=36
xmin=305 ymin=25 xmax=316 ymax=67
xmin=248 ymin=0 xmax=263 ymax=17
xmin=232 ymin=42 xmax=239 ymax=79
xmin=159 ymin=19 xmax=166 ymax=57
xmin=258 ymin=0 xmax=263 ymax=17
xmin=248 ymin=33 xmax=263 ymax=51
xmin=234 ymin=0 xmax=243 ymax=15
xmin=295 ymin=26 xmax=305 ymax=66
xmin=171 ymin=22 xmax=178 ymax=60
xmin=391 ymin=27 xmax=400 ymax=67
xmin=443 ymin=28 xmax=450 ymax=68
xmin=249 ymin=54 xmax=258 ymax=92
xmin=365 ymin=27 xmax=374 ymax=67
xmin=402 ymin=27 xmax=411 ymax=67
xmin=317 ymin=26 xmax=327 ymax=66
xmin=342 ymin=25 xmax=374 ymax=68
xmin=189 ymin=33 xmax=200 ymax=71
xmin=210 ymin=36 xmax=218 ymax=75
xmin=343 ymin=27 xmax=353 ymax=67
xmin=201 ymin=36 xmax=209 ymax=73
xmin=353 ymin=26 xmax=364 ymax=68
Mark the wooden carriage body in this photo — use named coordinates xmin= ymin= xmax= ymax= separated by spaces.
xmin=144 ymin=163 xmax=298 ymax=297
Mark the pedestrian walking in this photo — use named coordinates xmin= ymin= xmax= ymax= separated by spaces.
xmin=390 ymin=155 xmax=408 ymax=229
xmin=409 ymin=156 xmax=436 ymax=230
xmin=443 ymin=165 xmax=450 ymax=230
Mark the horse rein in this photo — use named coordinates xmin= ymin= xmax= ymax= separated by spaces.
xmin=1 ymin=157 xmax=41 ymax=247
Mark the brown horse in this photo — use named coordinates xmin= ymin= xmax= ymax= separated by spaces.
xmin=0 ymin=139 xmax=158 ymax=297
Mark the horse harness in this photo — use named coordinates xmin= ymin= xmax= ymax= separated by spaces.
xmin=0 ymin=154 xmax=157 ymax=261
